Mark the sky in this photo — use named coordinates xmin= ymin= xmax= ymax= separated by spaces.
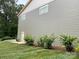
xmin=16 ymin=0 xmax=27 ymax=5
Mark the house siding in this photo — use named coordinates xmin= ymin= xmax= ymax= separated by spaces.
xmin=21 ymin=0 xmax=54 ymax=15
xmin=17 ymin=0 xmax=79 ymax=40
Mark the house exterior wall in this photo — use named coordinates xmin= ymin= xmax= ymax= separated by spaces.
xmin=21 ymin=0 xmax=54 ymax=15
xmin=17 ymin=0 xmax=79 ymax=40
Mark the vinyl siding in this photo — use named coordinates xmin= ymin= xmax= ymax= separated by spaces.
xmin=17 ymin=0 xmax=79 ymax=40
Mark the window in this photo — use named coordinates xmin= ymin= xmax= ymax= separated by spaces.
xmin=39 ymin=4 xmax=48 ymax=15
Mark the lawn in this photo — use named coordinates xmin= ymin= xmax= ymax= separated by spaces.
xmin=0 ymin=41 xmax=78 ymax=59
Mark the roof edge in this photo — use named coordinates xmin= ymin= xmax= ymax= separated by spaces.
xmin=17 ymin=0 xmax=32 ymax=16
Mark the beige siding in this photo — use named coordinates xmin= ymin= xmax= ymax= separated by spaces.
xmin=21 ymin=0 xmax=54 ymax=15
xmin=17 ymin=0 xmax=79 ymax=40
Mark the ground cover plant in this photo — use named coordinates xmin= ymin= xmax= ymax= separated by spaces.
xmin=60 ymin=34 xmax=77 ymax=52
xmin=39 ymin=34 xmax=56 ymax=49
xmin=24 ymin=35 xmax=34 ymax=46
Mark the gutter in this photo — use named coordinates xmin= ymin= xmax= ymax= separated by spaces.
xmin=17 ymin=0 xmax=32 ymax=16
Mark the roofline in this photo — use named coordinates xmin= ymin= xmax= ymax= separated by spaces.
xmin=17 ymin=0 xmax=32 ymax=16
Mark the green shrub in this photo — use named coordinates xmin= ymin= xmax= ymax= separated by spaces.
xmin=24 ymin=35 xmax=34 ymax=46
xmin=39 ymin=34 xmax=56 ymax=49
xmin=75 ymin=46 xmax=79 ymax=52
xmin=1 ymin=36 xmax=12 ymax=41
xmin=60 ymin=34 xmax=77 ymax=52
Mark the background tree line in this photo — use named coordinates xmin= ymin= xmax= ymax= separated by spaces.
xmin=0 ymin=0 xmax=24 ymax=39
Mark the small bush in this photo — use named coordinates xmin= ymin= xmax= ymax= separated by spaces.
xmin=60 ymin=34 xmax=77 ymax=52
xmin=0 ymin=36 xmax=12 ymax=41
xmin=24 ymin=35 xmax=34 ymax=46
xmin=39 ymin=34 xmax=56 ymax=49
xmin=75 ymin=43 xmax=79 ymax=52
xmin=75 ymin=44 xmax=79 ymax=56
xmin=75 ymin=47 xmax=79 ymax=52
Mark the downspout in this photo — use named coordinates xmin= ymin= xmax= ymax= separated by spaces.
xmin=16 ymin=0 xmax=32 ymax=42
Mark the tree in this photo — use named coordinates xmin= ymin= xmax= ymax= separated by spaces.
xmin=16 ymin=4 xmax=24 ymax=13
xmin=0 ymin=0 xmax=23 ymax=38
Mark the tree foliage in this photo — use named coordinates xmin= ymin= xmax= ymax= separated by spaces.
xmin=0 ymin=0 xmax=23 ymax=38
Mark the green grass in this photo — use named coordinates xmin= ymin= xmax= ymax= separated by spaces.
xmin=0 ymin=41 xmax=78 ymax=59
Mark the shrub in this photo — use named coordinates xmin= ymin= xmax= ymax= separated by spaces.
xmin=75 ymin=43 xmax=79 ymax=51
xmin=1 ymin=36 xmax=12 ymax=41
xmin=39 ymin=34 xmax=56 ymax=49
xmin=60 ymin=34 xmax=77 ymax=52
xmin=75 ymin=44 xmax=79 ymax=56
xmin=24 ymin=35 xmax=34 ymax=46
xmin=75 ymin=47 xmax=79 ymax=52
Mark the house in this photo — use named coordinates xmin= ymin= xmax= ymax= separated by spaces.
xmin=17 ymin=0 xmax=79 ymax=42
